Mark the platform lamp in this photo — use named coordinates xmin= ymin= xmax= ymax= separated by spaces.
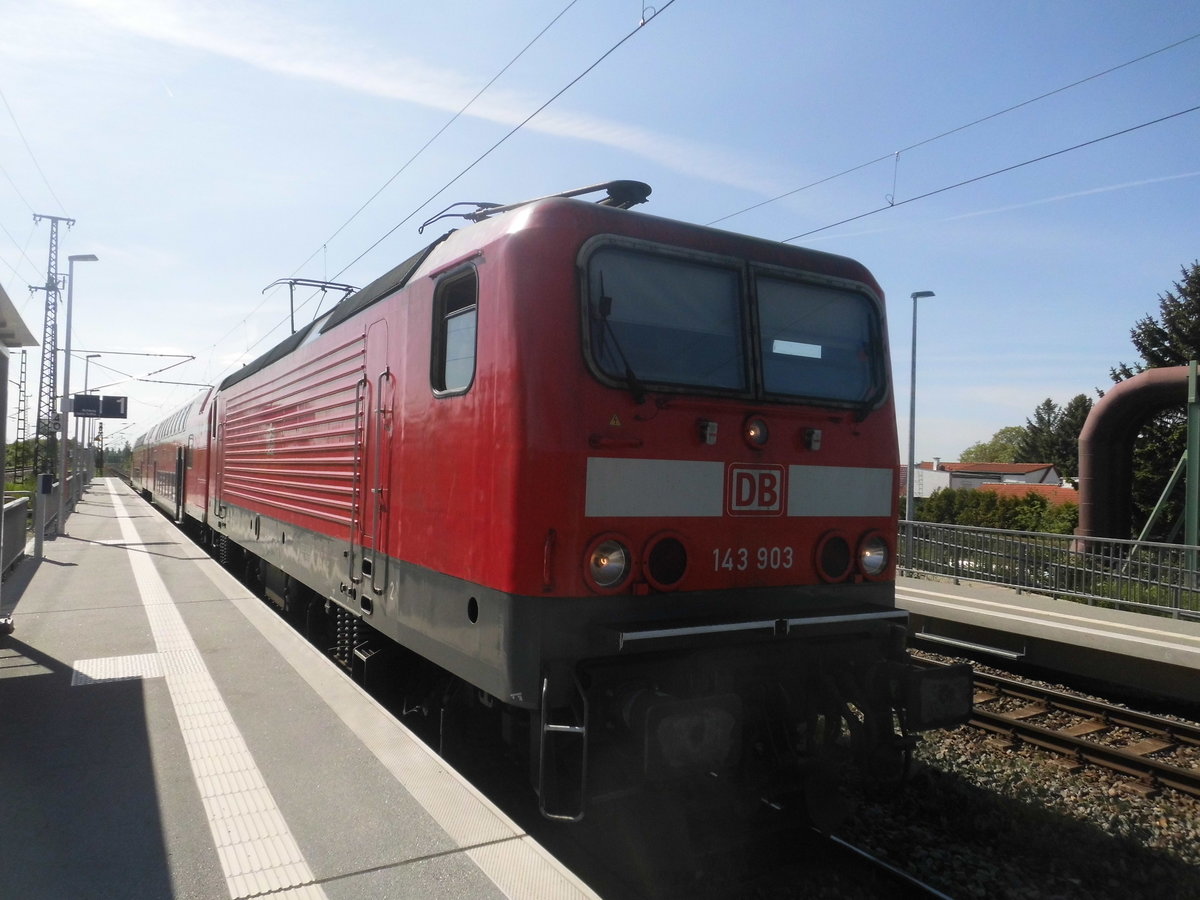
xmin=58 ymin=253 xmax=98 ymax=536
xmin=906 ymin=290 xmax=935 ymax=572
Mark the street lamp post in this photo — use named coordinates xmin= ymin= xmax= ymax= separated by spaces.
xmin=58 ymin=253 xmax=98 ymax=535
xmin=906 ymin=290 xmax=935 ymax=571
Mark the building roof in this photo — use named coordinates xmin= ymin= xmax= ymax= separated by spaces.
xmin=0 ymin=283 xmax=37 ymax=348
xmin=978 ymin=482 xmax=1080 ymax=506
xmin=937 ymin=462 xmax=1055 ymax=474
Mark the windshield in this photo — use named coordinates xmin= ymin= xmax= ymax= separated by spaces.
xmin=757 ymin=276 xmax=879 ymax=403
xmin=583 ymin=242 xmax=883 ymax=406
xmin=587 ymin=247 xmax=746 ymax=391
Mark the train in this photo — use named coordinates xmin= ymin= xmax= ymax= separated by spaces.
xmin=132 ymin=181 xmax=971 ymax=822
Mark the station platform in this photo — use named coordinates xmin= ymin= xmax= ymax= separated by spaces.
xmin=897 ymin=575 xmax=1200 ymax=703
xmin=0 ymin=477 xmax=598 ymax=900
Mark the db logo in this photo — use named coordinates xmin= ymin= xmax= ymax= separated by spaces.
xmin=726 ymin=464 xmax=786 ymax=516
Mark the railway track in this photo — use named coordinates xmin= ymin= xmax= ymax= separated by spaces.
xmin=817 ymin=833 xmax=958 ymax=899
xmin=965 ymin=668 xmax=1200 ymax=798
xmin=524 ymin=797 xmax=961 ymax=899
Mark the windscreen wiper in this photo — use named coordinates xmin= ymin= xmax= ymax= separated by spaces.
xmin=595 ymin=274 xmax=646 ymax=406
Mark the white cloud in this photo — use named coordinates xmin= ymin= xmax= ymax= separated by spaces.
xmin=62 ymin=0 xmax=787 ymax=196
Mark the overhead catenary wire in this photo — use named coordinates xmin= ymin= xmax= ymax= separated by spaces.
xmin=60 ymin=350 xmax=198 ymax=399
xmin=290 ymin=0 xmax=585 ymax=280
xmin=0 ymin=85 xmax=67 ymax=216
xmin=208 ymin=0 xmax=588 ymax=375
xmin=212 ymin=0 xmax=678 ymax=385
xmin=0 ymin=158 xmax=35 ymax=214
xmin=328 ymin=0 xmax=679 ymax=283
xmin=0 ymin=219 xmax=41 ymax=286
xmin=782 ymin=103 xmax=1200 ymax=243
xmin=709 ymin=30 xmax=1200 ymax=227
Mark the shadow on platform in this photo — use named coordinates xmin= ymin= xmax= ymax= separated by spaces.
xmin=0 ymin=634 xmax=176 ymax=899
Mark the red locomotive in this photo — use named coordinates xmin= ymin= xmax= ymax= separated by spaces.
xmin=133 ymin=182 xmax=970 ymax=821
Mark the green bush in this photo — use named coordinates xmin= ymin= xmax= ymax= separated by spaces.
xmin=917 ymin=487 xmax=1078 ymax=534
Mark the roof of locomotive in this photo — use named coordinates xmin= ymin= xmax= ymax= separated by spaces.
xmin=218 ymin=232 xmax=453 ymax=392
xmin=218 ymin=185 xmax=882 ymax=393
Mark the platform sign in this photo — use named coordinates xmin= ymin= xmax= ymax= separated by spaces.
xmin=100 ymin=396 xmax=127 ymax=419
xmin=71 ymin=394 xmax=127 ymax=418
xmin=72 ymin=394 xmax=100 ymax=416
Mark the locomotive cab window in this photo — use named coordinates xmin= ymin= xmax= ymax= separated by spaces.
xmin=581 ymin=238 xmax=885 ymax=409
xmin=756 ymin=275 xmax=883 ymax=404
xmin=431 ymin=268 xmax=478 ymax=394
xmin=584 ymin=245 xmax=747 ymax=393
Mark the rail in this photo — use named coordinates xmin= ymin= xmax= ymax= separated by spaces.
xmin=968 ymin=666 xmax=1200 ymax=798
xmin=900 ymin=520 xmax=1200 ymax=622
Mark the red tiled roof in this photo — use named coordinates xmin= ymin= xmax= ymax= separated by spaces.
xmin=938 ymin=462 xmax=1054 ymax=474
xmin=978 ymin=483 xmax=1079 ymax=506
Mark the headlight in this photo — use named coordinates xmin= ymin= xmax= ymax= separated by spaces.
xmin=859 ymin=532 xmax=890 ymax=577
xmin=586 ymin=537 xmax=632 ymax=590
xmin=743 ymin=415 xmax=769 ymax=448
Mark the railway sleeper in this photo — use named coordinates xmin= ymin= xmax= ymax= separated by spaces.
xmin=1123 ymin=737 xmax=1175 ymax=757
xmin=1063 ymin=718 xmax=1109 ymax=737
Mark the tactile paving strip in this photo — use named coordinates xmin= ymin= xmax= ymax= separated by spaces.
xmin=108 ymin=491 xmax=327 ymax=900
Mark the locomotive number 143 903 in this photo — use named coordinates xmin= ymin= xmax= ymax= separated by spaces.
xmin=712 ymin=546 xmax=795 ymax=572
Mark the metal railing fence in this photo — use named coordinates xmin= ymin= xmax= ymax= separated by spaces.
xmin=900 ymin=520 xmax=1200 ymax=622
xmin=0 ymin=496 xmax=28 ymax=574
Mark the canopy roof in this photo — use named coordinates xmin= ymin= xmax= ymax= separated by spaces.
xmin=0 ymin=284 xmax=38 ymax=348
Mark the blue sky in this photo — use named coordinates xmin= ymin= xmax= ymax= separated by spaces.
xmin=1 ymin=0 xmax=1198 ymax=461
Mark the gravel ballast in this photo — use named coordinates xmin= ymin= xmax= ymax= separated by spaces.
xmin=834 ymin=661 xmax=1200 ymax=899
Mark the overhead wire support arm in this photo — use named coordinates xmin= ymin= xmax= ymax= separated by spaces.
xmin=262 ymin=278 xmax=359 ymax=334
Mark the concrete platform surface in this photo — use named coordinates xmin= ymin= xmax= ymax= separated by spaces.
xmin=0 ymin=477 xmax=598 ymax=900
xmin=897 ymin=575 xmax=1200 ymax=701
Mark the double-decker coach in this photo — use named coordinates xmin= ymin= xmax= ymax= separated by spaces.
xmin=134 ymin=182 xmax=970 ymax=821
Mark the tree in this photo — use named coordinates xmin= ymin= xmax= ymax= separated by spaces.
xmin=1016 ymin=399 xmax=1059 ymax=464
xmin=1113 ymin=262 xmax=1200 ymax=379
xmin=959 ymin=426 xmax=1026 ymax=463
xmin=1014 ymin=394 xmax=1093 ymax=478
xmin=1109 ymin=261 xmax=1200 ymax=540
xmin=916 ymin=487 xmax=1077 ymax=534
xmin=5 ymin=439 xmax=34 ymax=470
xmin=1054 ymin=394 xmax=1094 ymax=478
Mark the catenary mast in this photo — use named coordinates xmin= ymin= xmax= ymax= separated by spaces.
xmin=29 ymin=213 xmax=74 ymax=478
